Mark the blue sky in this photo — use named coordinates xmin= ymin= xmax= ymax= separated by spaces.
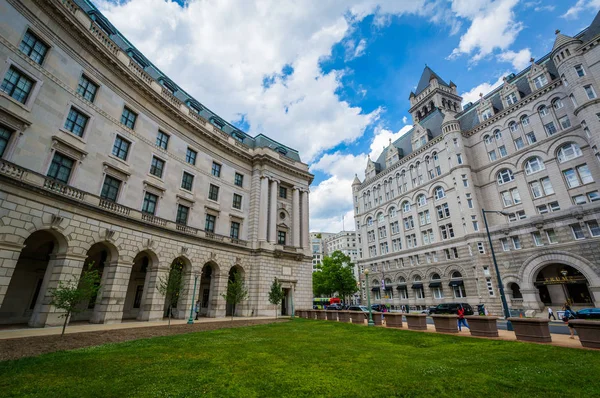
xmin=96 ymin=0 xmax=599 ymax=232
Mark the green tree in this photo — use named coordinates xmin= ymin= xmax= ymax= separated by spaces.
xmin=312 ymin=251 xmax=358 ymax=303
xmin=221 ymin=271 xmax=248 ymax=320
xmin=158 ymin=259 xmax=185 ymax=326
xmin=50 ymin=263 xmax=102 ymax=337
xmin=268 ymin=278 xmax=285 ymax=319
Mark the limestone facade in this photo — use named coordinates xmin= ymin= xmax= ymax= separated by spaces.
xmin=0 ymin=0 xmax=312 ymax=326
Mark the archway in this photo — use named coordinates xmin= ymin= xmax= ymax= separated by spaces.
xmin=198 ymin=262 xmax=217 ymax=317
xmin=162 ymin=257 xmax=188 ymax=319
xmin=225 ymin=265 xmax=244 ymax=317
xmin=122 ymin=252 xmax=151 ymax=320
xmin=534 ymin=264 xmax=593 ymax=306
xmin=0 ymin=230 xmax=64 ymax=325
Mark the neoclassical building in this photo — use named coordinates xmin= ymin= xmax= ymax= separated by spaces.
xmin=353 ymin=14 xmax=600 ymax=315
xmin=0 ymin=0 xmax=313 ymax=327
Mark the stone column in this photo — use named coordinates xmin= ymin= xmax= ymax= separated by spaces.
xmin=0 ymin=244 xmax=23 ymax=309
xmin=292 ymin=188 xmax=300 ymax=247
xmin=588 ymin=286 xmax=600 ymax=307
xmin=268 ymin=179 xmax=278 ymax=243
xmin=209 ymin=270 xmax=227 ymax=318
xmin=301 ymin=190 xmax=309 ymax=248
xmin=137 ymin=263 xmax=169 ymax=322
xmin=258 ymin=176 xmax=269 ymax=242
xmin=91 ymin=260 xmax=133 ymax=324
xmin=177 ymin=269 xmax=198 ymax=320
xmin=520 ymin=288 xmax=542 ymax=312
xmin=29 ymin=253 xmax=87 ymax=328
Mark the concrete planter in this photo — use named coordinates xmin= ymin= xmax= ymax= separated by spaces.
xmin=385 ymin=313 xmax=403 ymax=328
xmin=349 ymin=311 xmax=366 ymax=325
xmin=432 ymin=314 xmax=459 ymax=333
xmin=465 ymin=316 xmax=499 ymax=337
xmin=305 ymin=310 xmax=315 ymax=320
xmin=338 ymin=311 xmax=351 ymax=323
xmin=405 ymin=314 xmax=427 ymax=330
xmin=326 ymin=311 xmax=338 ymax=321
xmin=372 ymin=312 xmax=383 ymax=326
xmin=316 ymin=310 xmax=327 ymax=320
xmin=569 ymin=320 xmax=600 ymax=349
xmin=508 ymin=317 xmax=551 ymax=343
xmin=296 ymin=310 xmax=305 ymax=318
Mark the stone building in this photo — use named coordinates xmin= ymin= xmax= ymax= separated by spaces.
xmin=0 ymin=0 xmax=313 ymax=327
xmin=353 ymin=15 xmax=600 ymax=315
xmin=322 ymin=231 xmax=360 ymax=303
xmin=309 ymin=232 xmax=334 ymax=272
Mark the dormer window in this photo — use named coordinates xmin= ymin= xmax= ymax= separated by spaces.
xmin=126 ymin=49 xmax=148 ymax=69
xmin=533 ymin=75 xmax=548 ymax=89
xmin=276 ymin=146 xmax=288 ymax=155
xmin=186 ymin=100 xmax=202 ymax=114
xmin=159 ymin=78 xmax=177 ymax=95
xmin=505 ymin=93 xmax=518 ymax=106
xmin=210 ymin=117 xmax=225 ymax=130
xmin=233 ymin=132 xmax=245 ymax=143
xmin=481 ymin=108 xmax=493 ymax=121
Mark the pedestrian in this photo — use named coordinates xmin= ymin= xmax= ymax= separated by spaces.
xmin=562 ymin=305 xmax=577 ymax=339
xmin=457 ymin=305 xmax=469 ymax=331
xmin=547 ymin=306 xmax=556 ymax=321
xmin=194 ymin=300 xmax=200 ymax=320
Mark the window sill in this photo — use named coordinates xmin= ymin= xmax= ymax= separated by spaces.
xmin=108 ymin=154 xmax=130 ymax=167
xmin=59 ymin=128 xmax=86 ymax=144
xmin=0 ymin=91 xmax=32 ymax=112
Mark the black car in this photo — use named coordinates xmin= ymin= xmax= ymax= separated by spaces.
xmin=576 ymin=308 xmax=600 ymax=319
xmin=429 ymin=303 xmax=474 ymax=315
xmin=326 ymin=304 xmax=343 ymax=310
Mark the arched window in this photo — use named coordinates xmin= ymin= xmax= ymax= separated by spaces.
xmin=389 ymin=207 xmax=397 ymax=218
xmin=402 ymin=201 xmax=411 ymax=213
xmin=417 ymin=194 xmax=427 ymax=207
xmin=451 ymin=271 xmax=462 ymax=279
xmin=413 ymin=275 xmax=422 ymax=282
xmin=508 ymin=122 xmax=518 ymax=132
xmin=431 ymin=273 xmax=441 ymax=280
xmin=434 ymin=186 xmax=445 ymax=200
xmin=494 ymin=129 xmax=502 ymax=140
xmin=538 ymin=105 xmax=549 ymax=117
xmin=552 ymin=98 xmax=564 ymax=110
xmin=367 ymin=217 xmax=373 ymax=226
xmin=377 ymin=212 xmax=385 ymax=223
xmin=497 ymin=169 xmax=515 ymax=185
xmin=398 ymin=277 xmax=406 ymax=283
xmin=483 ymin=134 xmax=492 ymax=144
xmin=524 ymin=156 xmax=545 ymax=175
xmin=433 ymin=152 xmax=439 ymax=162
xmin=557 ymin=143 xmax=583 ymax=163
xmin=521 ymin=115 xmax=530 ymax=126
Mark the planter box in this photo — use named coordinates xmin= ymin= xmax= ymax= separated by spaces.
xmin=432 ymin=314 xmax=459 ymax=333
xmin=569 ymin=320 xmax=600 ymax=349
xmin=385 ymin=313 xmax=403 ymax=328
xmin=508 ymin=317 xmax=551 ymax=343
xmin=316 ymin=310 xmax=327 ymax=320
xmin=405 ymin=314 xmax=428 ymax=330
xmin=305 ymin=310 xmax=315 ymax=320
xmin=372 ymin=312 xmax=383 ymax=326
xmin=338 ymin=311 xmax=351 ymax=323
xmin=465 ymin=316 xmax=499 ymax=337
xmin=296 ymin=310 xmax=305 ymax=318
xmin=326 ymin=311 xmax=338 ymax=321
xmin=349 ymin=311 xmax=366 ymax=325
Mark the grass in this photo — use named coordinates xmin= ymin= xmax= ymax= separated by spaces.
xmin=0 ymin=319 xmax=599 ymax=397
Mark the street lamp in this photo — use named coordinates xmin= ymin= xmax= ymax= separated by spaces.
xmin=364 ymin=269 xmax=375 ymax=327
xmin=482 ymin=208 xmax=513 ymax=331
xmin=187 ymin=270 xmax=200 ymax=325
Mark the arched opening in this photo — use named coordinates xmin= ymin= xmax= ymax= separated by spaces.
xmin=508 ymin=282 xmax=523 ymax=303
xmin=534 ymin=264 xmax=592 ymax=306
xmin=122 ymin=252 xmax=151 ymax=320
xmin=449 ymin=271 xmax=466 ymax=299
xmin=198 ymin=263 xmax=217 ymax=317
xmin=0 ymin=230 xmax=64 ymax=325
xmin=162 ymin=257 xmax=187 ymax=319
xmin=225 ymin=265 xmax=244 ymax=317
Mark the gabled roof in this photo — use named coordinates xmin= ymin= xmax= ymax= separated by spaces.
xmin=415 ymin=66 xmax=449 ymax=96
xmin=552 ymin=32 xmax=581 ymax=52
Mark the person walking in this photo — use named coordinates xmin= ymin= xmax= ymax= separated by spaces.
xmin=562 ymin=305 xmax=577 ymax=339
xmin=547 ymin=306 xmax=556 ymax=321
xmin=457 ymin=305 xmax=469 ymax=331
xmin=194 ymin=300 xmax=201 ymax=320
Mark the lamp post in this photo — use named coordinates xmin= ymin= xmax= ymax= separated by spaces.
xmin=364 ymin=269 xmax=375 ymax=327
xmin=482 ymin=209 xmax=513 ymax=331
xmin=187 ymin=271 xmax=200 ymax=325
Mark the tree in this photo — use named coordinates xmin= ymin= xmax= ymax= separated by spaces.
xmin=158 ymin=259 xmax=185 ymax=326
xmin=50 ymin=263 xmax=102 ymax=337
xmin=221 ymin=271 xmax=248 ymax=320
xmin=312 ymin=251 xmax=358 ymax=303
xmin=268 ymin=278 xmax=285 ymax=319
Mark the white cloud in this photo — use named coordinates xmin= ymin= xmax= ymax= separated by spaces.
xmin=497 ymin=48 xmax=532 ymax=70
xmin=460 ymin=74 xmax=506 ymax=104
xmin=563 ymin=0 xmax=600 ymax=19
xmin=402 ymin=116 xmax=408 ymax=124
xmin=369 ymin=125 xmax=412 ymax=160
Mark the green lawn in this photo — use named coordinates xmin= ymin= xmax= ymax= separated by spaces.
xmin=0 ymin=319 xmax=598 ymax=397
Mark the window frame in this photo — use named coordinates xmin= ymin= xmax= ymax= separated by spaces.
xmin=19 ymin=29 xmax=49 ymax=65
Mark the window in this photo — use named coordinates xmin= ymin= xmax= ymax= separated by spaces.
xmin=230 ymin=221 xmax=240 ymax=239
xmin=500 ymin=238 xmax=510 ymax=251
xmin=559 ymin=116 xmax=571 ymax=130
xmin=506 ymin=92 xmax=518 ymax=105
xmin=208 ymin=184 xmax=219 ymax=201
xmin=150 ymin=157 xmax=165 ymax=178
xmin=64 ymin=107 xmax=88 ymax=137
xmin=484 ymin=135 xmax=493 ymax=144
xmin=389 ymin=208 xmax=397 ymax=218
xmin=574 ymin=64 xmax=585 ymax=77
xmin=156 ymin=131 xmax=169 ymax=150
xmin=481 ymin=108 xmax=493 ymax=120
xmin=452 ymin=283 xmax=466 ymax=298
xmin=440 ymin=223 xmax=454 ymax=240
xmin=100 ymin=175 xmax=121 ymax=202
xmin=546 ymin=229 xmax=558 ymax=244
xmin=563 ymin=164 xmax=593 ymax=188
xmin=511 ymin=236 xmax=522 ymax=249
xmin=0 ymin=127 xmax=12 ymax=158
xmin=120 ymin=107 xmax=137 ymax=129
xmin=562 ymin=74 xmax=568 ymax=86
xmin=544 ymin=122 xmax=557 ymax=136
xmin=524 ymin=157 xmax=545 ymax=175
xmin=571 ymin=224 xmax=585 ymax=240
xmin=557 ymin=143 xmax=582 ymax=163
xmin=112 ymin=135 xmax=130 ymax=160
xmin=584 ymin=85 xmax=597 ymax=100
xmin=279 ymin=186 xmax=287 ymax=199
xmin=498 ymin=146 xmax=507 ymax=157
xmin=1 ymin=67 xmax=34 ymax=104
xmin=587 ymin=220 xmax=600 ymax=237
xmin=532 ymin=231 xmax=543 ymax=246
xmin=514 ymin=137 xmax=525 ymax=150
xmin=211 ymin=162 xmax=221 ymax=177
xmin=521 ymin=115 xmax=530 ymax=126
xmin=538 ymin=105 xmax=549 ymax=117
xmin=186 ymin=148 xmax=197 ymax=165
xmin=47 ymin=152 xmax=74 ymax=184
xmin=176 ymin=204 xmax=189 ymax=225
xmin=278 ymin=231 xmax=286 ymax=245
xmin=456 ymin=154 xmax=463 ymax=165
xmin=181 ymin=172 xmax=194 ymax=191
xmin=232 ymin=193 xmax=242 ymax=209
xmin=552 ymin=98 xmax=564 ymax=110
xmin=234 ymin=173 xmax=244 ymax=187
xmin=77 ymin=75 xmax=98 ymax=102
xmin=402 ymin=201 xmax=411 ymax=212
xmin=573 ymin=194 xmax=587 ymax=205
xmin=525 ymin=132 xmax=537 ymax=145
xmin=436 ymin=203 xmax=450 ymax=219
xmin=486 ymin=278 xmax=495 ymax=296
xmin=570 ymin=94 xmax=578 ymax=107
xmin=494 ymin=131 xmax=502 ymax=140
xmin=509 ymin=122 xmax=518 ymax=132
xmin=534 ymin=75 xmax=548 ymax=89
xmin=205 ymin=214 xmax=216 ymax=233
xmin=19 ymin=30 xmax=48 ymax=64
xmin=488 ymin=150 xmax=497 ymax=161
xmin=588 ymin=191 xmax=600 ymax=202
xmin=142 ymin=192 xmax=158 ymax=215
xmin=497 ymin=169 xmax=514 ymax=185
xmin=466 ymin=193 xmax=473 ymax=209
xmin=501 ymin=188 xmax=521 ymax=207
xmin=477 ymin=242 xmax=485 ymax=254
xmin=434 ymin=186 xmax=445 ymax=200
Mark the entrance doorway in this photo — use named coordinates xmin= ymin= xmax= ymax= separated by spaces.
xmin=281 ymin=288 xmax=289 ymax=316
xmin=535 ymin=264 xmax=592 ymax=306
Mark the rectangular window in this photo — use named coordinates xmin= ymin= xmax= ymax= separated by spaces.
xmin=563 ymin=168 xmax=580 ymax=188
xmin=232 ymin=193 xmax=242 ymax=209
xmin=176 ymin=204 xmax=189 ymax=225
xmin=559 ymin=116 xmax=571 ymax=130
xmin=488 ymin=150 xmax=497 ymax=161
xmin=19 ymin=30 xmax=48 ymax=64
xmin=575 ymin=64 xmax=585 ymax=77
xmin=532 ymin=231 xmax=543 ymax=246
xmin=230 ymin=221 xmax=240 ymax=239
xmin=100 ymin=175 xmax=121 ymax=202
xmin=278 ymin=231 xmax=286 ymax=245
xmin=211 ymin=162 xmax=221 ymax=177
xmin=572 ymin=224 xmax=585 ymax=240
xmin=501 ymin=191 xmax=513 ymax=207
xmin=279 ymin=186 xmax=288 ymax=199
xmin=181 ymin=172 xmax=194 ymax=191
xmin=120 ymin=107 xmax=137 ymax=129
xmin=578 ymin=164 xmax=593 ymax=184
xmin=208 ymin=184 xmax=219 ymax=201
xmin=587 ymin=220 xmax=600 ymax=237
xmin=156 ymin=131 xmax=169 ymax=150
xmin=142 ymin=192 xmax=158 ymax=215
xmin=205 ymin=214 xmax=216 ymax=232
xmin=514 ymin=137 xmax=525 ymax=150
xmin=530 ymin=181 xmax=543 ymax=198
xmin=0 ymin=127 xmax=12 ymax=158
xmin=64 ymin=107 xmax=88 ymax=137
xmin=234 ymin=172 xmax=244 ymax=187
xmin=77 ymin=75 xmax=98 ymax=102
xmin=1 ymin=66 xmax=34 ymax=104
xmin=511 ymin=236 xmax=522 ymax=249
xmin=506 ymin=92 xmax=518 ymax=105
xmin=456 ymin=154 xmax=463 ymax=165
xmin=585 ymin=85 xmax=597 ymax=99
xmin=588 ymin=191 xmax=600 ymax=202
xmin=150 ymin=156 xmax=165 ymax=178
xmin=541 ymin=177 xmax=554 ymax=195
xmin=477 ymin=242 xmax=485 ymax=254
xmin=534 ymin=75 xmax=548 ymax=89
xmin=486 ymin=278 xmax=495 ymax=296
xmin=525 ymin=132 xmax=536 ymax=145
xmin=544 ymin=122 xmax=557 ymax=136
xmin=47 ymin=152 xmax=74 ymax=184
xmin=546 ymin=229 xmax=558 ymax=244
xmin=573 ymin=194 xmax=587 ymax=205
xmin=500 ymin=238 xmax=510 ymax=251
xmin=186 ymin=148 xmax=197 ymax=165
xmin=112 ymin=135 xmax=130 ymax=160
xmin=498 ymin=145 xmax=507 ymax=157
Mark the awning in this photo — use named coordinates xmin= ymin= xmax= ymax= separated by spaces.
xmin=448 ymin=280 xmax=464 ymax=287
xmin=411 ymin=283 xmax=423 ymax=289
xmin=429 ymin=281 xmax=442 ymax=288
xmin=396 ymin=285 xmax=407 ymax=290
xmin=371 ymin=287 xmax=380 ymax=292
xmin=385 ymin=286 xmax=393 ymax=291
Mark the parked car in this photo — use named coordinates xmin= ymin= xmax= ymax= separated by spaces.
xmin=429 ymin=303 xmax=474 ymax=315
xmin=576 ymin=308 xmax=600 ymax=319
xmin=370 ymin=304 xmax=388 ymax=312
xmin=326 ymin=304 xmax=343 ymax=310
xmin=348 ymin=306 xmax=369 ymax=312
xmin=421 ymin=307 xmax=436 ymax=315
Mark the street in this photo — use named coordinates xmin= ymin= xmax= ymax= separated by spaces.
xmin=418 ymin=317 xmax=571 ymax=335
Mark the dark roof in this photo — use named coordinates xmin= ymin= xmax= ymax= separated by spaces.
xmin=579 ymin=11 xmax=600 ymax=42
xmin=415 ymin=66 xmax=449 ymax=96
